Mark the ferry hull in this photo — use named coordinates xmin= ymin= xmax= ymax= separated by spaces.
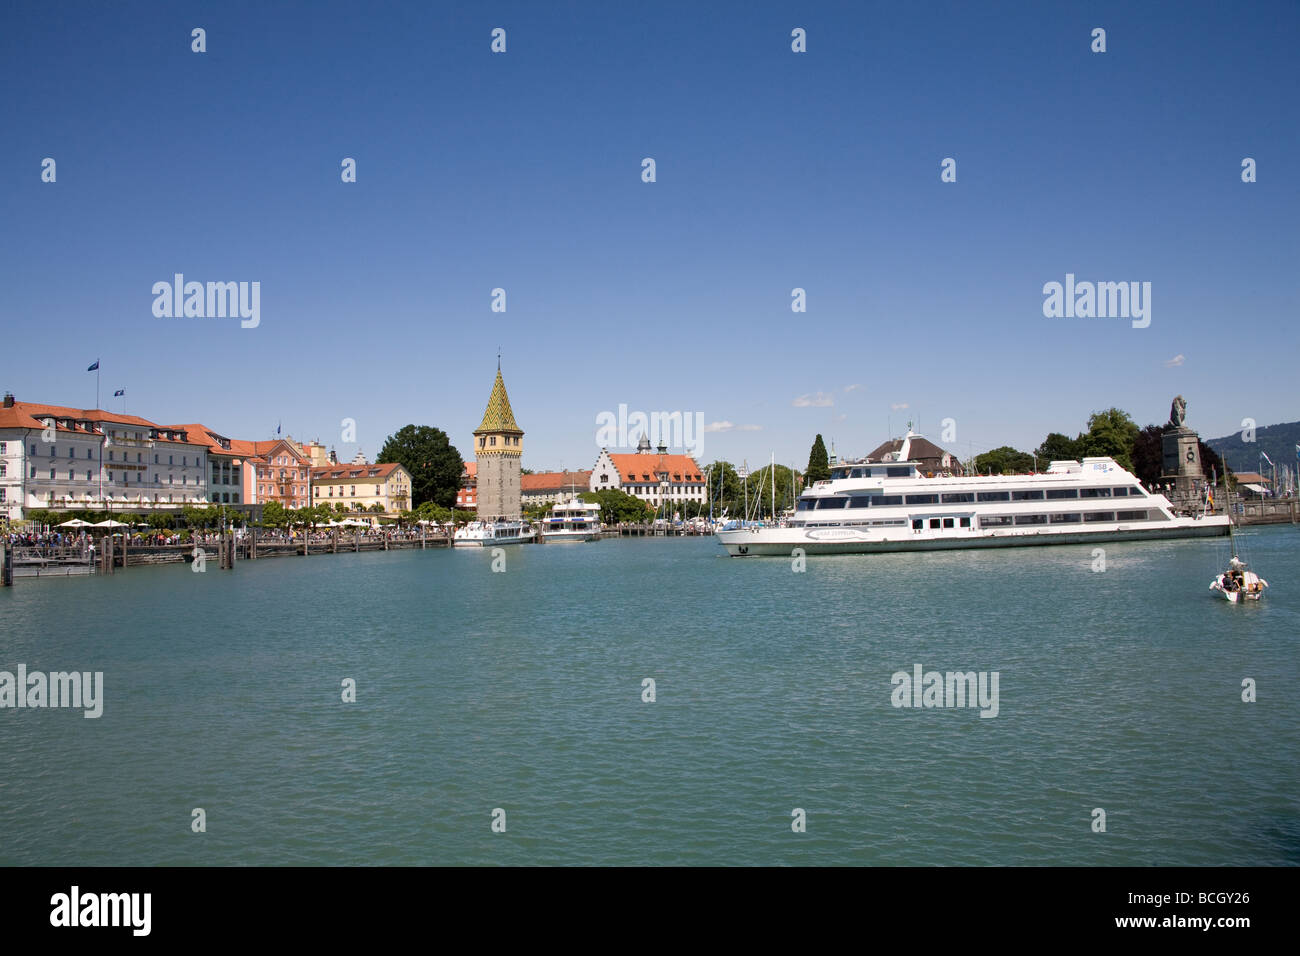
xmin=717 ymin=517 xmax=1229 ymax=556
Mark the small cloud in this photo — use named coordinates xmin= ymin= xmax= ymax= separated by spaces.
xmin=1163 ymin=354 xmax=1185 ymax=367
xmin=704 ymin=421 xmax=734 ymax=433
xmin=890 ymin=402 xmax=909 ymax=411
xmin=844 ymin=383 xmax=863 ymax=393
xmin=738 ymin=424 xmax=762 ymax=431
xmin=833 ymin=413 xmax=847 ymax=423
xmin=793 ymin=392 xmax=834 ymax=408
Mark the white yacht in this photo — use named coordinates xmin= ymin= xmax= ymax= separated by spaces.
xmin=453 ymin=519 xmax=536 ymax=547
xmin=716 ymin=431 xmax=1230 ymax=556
xmin=541 ymin=496 xmax=603 ymax=542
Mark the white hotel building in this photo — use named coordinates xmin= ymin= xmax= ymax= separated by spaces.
xmin=0 ymin=395 xmax=211 ymax=521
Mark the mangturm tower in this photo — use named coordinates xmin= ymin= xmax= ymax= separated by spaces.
xmin=472 ymin=363 xmax=523 ymax=520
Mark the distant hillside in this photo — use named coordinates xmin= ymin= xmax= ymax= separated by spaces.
xmin=1205 ymin=421 xmax=1300 ymax=474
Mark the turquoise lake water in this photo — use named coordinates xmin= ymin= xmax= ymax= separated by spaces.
xmin=1 ymin=528 xmax=1297 ymax=865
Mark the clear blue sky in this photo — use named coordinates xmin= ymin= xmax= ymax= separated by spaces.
xmin=2 ymin=1 xmax=1296 ymax=471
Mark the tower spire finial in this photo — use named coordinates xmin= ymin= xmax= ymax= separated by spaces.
xmin=497 ymin=347 xmax=501 ymax=371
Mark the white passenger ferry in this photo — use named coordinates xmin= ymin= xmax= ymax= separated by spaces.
xmin=453 ymin=519 xmax=536 ymax=547
xmin=716 ymin=432 xmax=1230 ymax=556
xmin=541 ymin=496 xmax=603 ymax=542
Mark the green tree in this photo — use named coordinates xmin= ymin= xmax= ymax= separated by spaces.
xmin=1034 ymin=432 xmax=1083 ymax=466
xmin=260 ymin=501 xmax=288 ymax=528
xmin=974 ymin=446 xmax=1035 ymax=475
xmin=805 ymin=435 xmax=831 ymax=483
xmin=580 ymin=489 xmax=653 ymax=524
xmin=376 ymin=425 xmax=463 ymax=508
xmin=1080 ymin=407 xmax=1140 ymax=472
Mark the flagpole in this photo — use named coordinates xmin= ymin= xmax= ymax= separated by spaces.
xmin=96 ymin=363 xmax=100 ymax=410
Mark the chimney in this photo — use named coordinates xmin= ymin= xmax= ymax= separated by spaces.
xmin=2 ymin=392 xmax=13 ymax=408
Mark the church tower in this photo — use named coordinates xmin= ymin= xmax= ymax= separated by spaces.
xmin=473 ymin=364 xmax=523 ymax=520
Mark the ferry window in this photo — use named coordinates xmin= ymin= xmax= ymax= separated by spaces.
xmin=886 ymin=466 xmax=910 ymax=478
xmin=912 ymin=519 xmax=923 ymax=530
xmin=942 ymin=518 xmax=955 ymax=529
xmin=1116 ymin=510 xmax=1149 ymax=521
xmin=1084 ymin=512 xmax=1114 ymax=522
xmin=874 ymin=495 xmax=903 ymax=506
xmin=941 ymin=492 xmax=974 ymax=503
xmin=928 ymin=518 xmax=941 ymax=529
xmin=905 ymin=494 xmax=938 ymax=505
xmin=976 ymin=491 xmax=1010 ymax=502
xmin=847 ymin=497 xmax=871 ymax=509
xmin=1013 ymin=514 xmax=1046 ymax=525
xmin=850 ymin=468 xmax=866 ymax=478
xmin=1080 ymin=488 xmax=1111 ymax=498
xmin=796 ymin=499 xmax=816 ymax=511
xmin=959 ymin=517 xmax=971 ymax=528
xmin=817 ymin=497 xmax=848 ymax=509
xmin=1046 ymin=489 xmax=1078 ymax=500
xmin=830 ymin=469 xmax=847 ymax=480
xmin=1111 ymin=487 xmax=1128 ymax=497
xmin=1011 ymin=489 xmax=1044 ymax=501
xmin=1049 ymin=513 xmax=1081 ymax=523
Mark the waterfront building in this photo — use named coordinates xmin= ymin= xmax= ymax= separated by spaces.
xmin=238 ymin=437 xmax=314 ymax=510
xmin=521 ymin=470 xmax=593 ymax=508
xmin=170 ymin=423 xmax=260 ymax=509
xmin=590 ymin=436 xmax=706 ymax=509
xmin=1231 ymin=472 xmax=1272 ymax=498
xmin=310 ymin=460 xmax=412 ymax=513
xmin=472 ymin=368 xmax=523 ymax=521
xmin=864 ymin=435 xmax=963 ymax=476
xmin=0 ymin=394 xmax=209 ymax=520
xmin=456 ymin=461 xmax=477 ymax=511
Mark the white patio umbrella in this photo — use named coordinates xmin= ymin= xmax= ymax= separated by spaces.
xmin=58 ymin=518 xmax=92 ymax=527
xmin=91 ymin=519 xmax=129 ymax=528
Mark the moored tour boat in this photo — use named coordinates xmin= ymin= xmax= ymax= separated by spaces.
xmin=541 ymin=496 xmax=602 ymax=542
xmin=453 ymin=519 xmax=536 ymax=547
xmin=716 ymin=430 xmax=1230 ymax=557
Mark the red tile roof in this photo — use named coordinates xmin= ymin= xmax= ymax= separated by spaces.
xmin=310 ymin=462 xmax=406 ymax=480
xmin=521 ymin=470 xmax=592 ymax=492
xmin=606 ymin=454 xmax=704 ymax=483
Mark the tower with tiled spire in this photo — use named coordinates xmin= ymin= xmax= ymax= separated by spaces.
xmin=472 ymin=362 xmax=524 ymax=520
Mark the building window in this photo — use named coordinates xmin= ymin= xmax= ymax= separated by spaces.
xmin=0 ymin=464 xmax=5 ymax=478
xmin=68 ymin=469 xmax=74 ymax=480
xmin=30 ymin=445 xmax=37 ymax=456
xmin=108 ymin=451 xmax=114 ymax=461
xmin=233 ymin=494 xmax=239 ymax=504
xmin=490 ymin=437 xmax=496 ymax=446
xmin=87 ymin=449 xmax=92 ymax=459
xmin=86 ymin=471 xmax=92 ymax=481
xmin=68 ymin=447 xmax=74 ymax=458
xmin=154 ymin=454 xmax=159 ymax=464
xmin=169 ymin=455 xmax=174 ymax=465
xmin=0 ymin=442 xmax=5 ymax=454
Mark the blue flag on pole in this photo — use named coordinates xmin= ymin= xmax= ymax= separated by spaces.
xmin=113 ymin=389 xmax=125 ymax=397
xmin=276 ymin=421 xmax=281 ymax=435
xmin=87 ymin=360 xmax=99 ymax=371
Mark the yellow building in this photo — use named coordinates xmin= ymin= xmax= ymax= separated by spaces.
xmin=310 ymin=461 xmax=412 ymax=513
